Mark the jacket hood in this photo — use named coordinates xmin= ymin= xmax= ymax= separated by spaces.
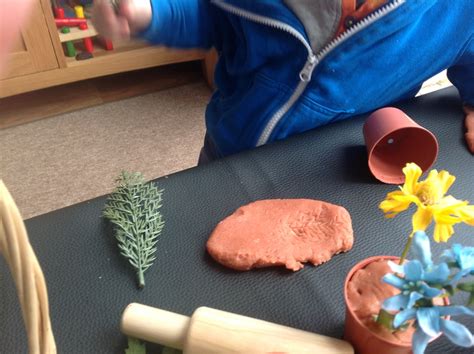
xmin=283 ymin=0 xmax=438 ymax=55
xmin=284 ymin=0 xmax=343 ymax=53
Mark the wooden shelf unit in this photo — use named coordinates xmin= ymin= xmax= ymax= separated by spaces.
xmin=0 ymin=0 xmax=208 ymax=99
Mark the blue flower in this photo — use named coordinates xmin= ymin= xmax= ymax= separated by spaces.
xmin=411 ymin=230 xmax=434 ymax=268
xmin=441 ymin=244 xmax=474 ymax=283
xmin=442 ymin=244 xmax=474 ymax=270
xmin=382 ymin=260 xmax=446 ymax=311
xmin=393 ymin=306 xmax=474 ymax=354
xmin=381 ymin=231 xmax=474 ymax=353
xmin=383 ymin=232 xmax=450 ymax=312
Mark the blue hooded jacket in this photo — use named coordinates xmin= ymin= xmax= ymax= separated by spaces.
xmin=140 ymin=0 xmax=474 ymax=158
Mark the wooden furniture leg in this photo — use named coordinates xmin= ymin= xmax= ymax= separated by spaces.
xmin=202 ymin=49 xmax=218 ymax=90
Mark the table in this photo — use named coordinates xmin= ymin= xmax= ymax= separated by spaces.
xmin=1 ymin=87 xmax=472 ymax=353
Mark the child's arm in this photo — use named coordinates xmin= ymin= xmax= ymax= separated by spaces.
xmin=92 ymin=0 xmax=213 ymax=49
xmin=141 ymin=0 xmax=214 ymax=49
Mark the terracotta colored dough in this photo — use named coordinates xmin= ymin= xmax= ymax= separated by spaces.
xmin=347 ymin=260 xmax=414 ymax=345
xmin=206 ymin=199 xmax=353 ymax=271
xmin=347 ymin=259 xmax=445 ymax=346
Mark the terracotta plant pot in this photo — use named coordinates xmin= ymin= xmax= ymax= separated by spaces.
xmin=343 ymin=256 xmax=410 ymax=354
xmin=343 ymin=256 xmax=448 ymax=354
xmin=363 ymin=108 xmax=439 ymax=184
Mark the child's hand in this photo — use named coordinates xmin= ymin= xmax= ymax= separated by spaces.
xmin=91 ymin=0 xmax=152 ymax=40
xmin=464 ymin=104 xmax=474 ymax=154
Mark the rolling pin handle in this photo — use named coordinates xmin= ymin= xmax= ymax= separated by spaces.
xmin=121 ymin=303 xmax=191 ymax=350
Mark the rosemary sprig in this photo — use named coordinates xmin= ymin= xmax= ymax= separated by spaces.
xmin=125 ymin=337 xmax=146 ymax=354
xmin=103 ymin=171 xmax=165 ymax=288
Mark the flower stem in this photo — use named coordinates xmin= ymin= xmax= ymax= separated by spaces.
xmin=138 ymin=271 xmax=145 ymax=289
xmin=399 ymin=232 xmax=414 ymax=265
xmin=376 ymin=309 xmax=396 ymax=330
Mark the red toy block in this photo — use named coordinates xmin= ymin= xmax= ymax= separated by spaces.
xmin=101 ymin=38 xmax=114 ymax=51
xmin=55 ymin=18 xmax=87 ymax=27
xmin=54 ymin=7 xmax=65 ymax=19
xmin=79 ymin=22 xmax=94 ymax=53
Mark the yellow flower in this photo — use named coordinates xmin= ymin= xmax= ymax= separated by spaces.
xmin=380 ymin=163 xmax=474 ymax=242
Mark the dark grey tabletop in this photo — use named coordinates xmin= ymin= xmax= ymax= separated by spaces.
xmin=1 ymin=87 xmax=472 ymax=353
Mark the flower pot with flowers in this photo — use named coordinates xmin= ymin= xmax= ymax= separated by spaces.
xmin=343 ymin=163 xmax=474 ymax=354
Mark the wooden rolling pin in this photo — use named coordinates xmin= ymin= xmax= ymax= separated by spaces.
xmin=121 ymin=303 xmax=354 ymax=353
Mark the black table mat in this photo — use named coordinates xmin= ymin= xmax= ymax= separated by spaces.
xmin=1 ymin=87 xmax=473 ymax=353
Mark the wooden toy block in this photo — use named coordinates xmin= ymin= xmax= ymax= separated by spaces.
xmin=74 ymin=5 xmax=85 ymax=19
xmin=55 ymin=18 xmax=87 ymax=27
xmin=100 ymin=38 xmax=114 ymax=51
xmin=61 ymin=27 xmax=76 ymax=57
xmin=53 ymin=6 xmax=65 ymax=19
xmin=79 ymin=22 xmax=94 ymax=53
xmin=57 ymin=19 xmax=97 ymax=43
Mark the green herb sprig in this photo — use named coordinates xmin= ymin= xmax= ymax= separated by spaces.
xmin=125 ymin=337 xmax=146 ymax=354
xmin=103 ymin=171 xmax=165 ymax=288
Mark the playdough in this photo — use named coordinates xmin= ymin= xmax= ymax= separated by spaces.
xmin=346 ymin=259 xmax=414 ymax=344
xmin=207 ymin=199 xmax=353 ymax=271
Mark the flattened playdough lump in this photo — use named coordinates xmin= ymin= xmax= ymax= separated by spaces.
xmin=206 ymin=199 xmax=354 ymax=271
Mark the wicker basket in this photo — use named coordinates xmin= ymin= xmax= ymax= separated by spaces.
xmin=0 ymin=180 xmax=56 ymax=353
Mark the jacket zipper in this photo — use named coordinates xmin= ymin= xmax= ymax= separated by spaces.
xmin=211 ymin=0 xmax=405 ymax=146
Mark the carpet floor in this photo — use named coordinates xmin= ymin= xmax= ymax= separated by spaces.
xmin=0 ymin=82 xmax=210 ymax=219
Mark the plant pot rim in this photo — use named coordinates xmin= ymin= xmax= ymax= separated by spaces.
xmin=344 ymin=255 xmax=411 ymax=348
xmin=362 ymin=107 xmax=439 ymax=184
xmin=367 ymin=125 xmax=437 ymax=155
xmin=344 ymin=255 xmax=449 ymax=349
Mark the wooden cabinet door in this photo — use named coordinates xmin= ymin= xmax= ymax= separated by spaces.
xmin=1 ymin=0 xmax=58 ymax=80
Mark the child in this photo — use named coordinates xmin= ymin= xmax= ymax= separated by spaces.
xmin=92 ymin=0 xmax=474 ymax=162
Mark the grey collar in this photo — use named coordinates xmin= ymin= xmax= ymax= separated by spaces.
xmin=283 ymin=0 xmax=343 ymax=53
